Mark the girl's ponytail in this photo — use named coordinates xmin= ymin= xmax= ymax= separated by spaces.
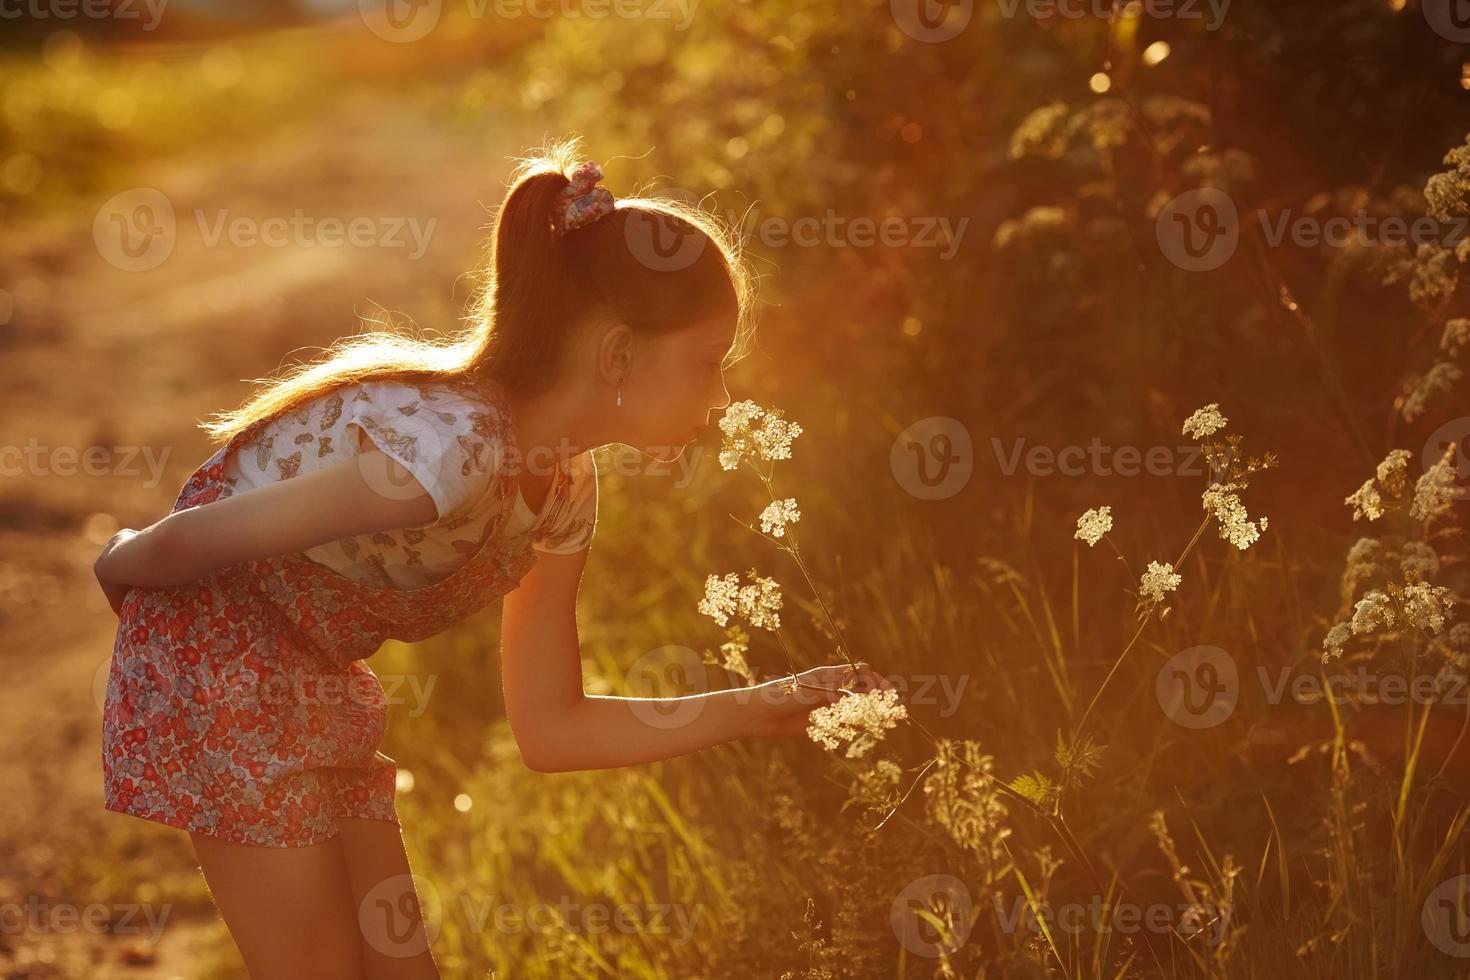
xmin=480 ymin=167 xmax=577 ymax=386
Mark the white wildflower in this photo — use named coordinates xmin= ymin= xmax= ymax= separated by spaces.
xmin=1322 ymin=622 xmax=1352 ymax=662
xmin=806 ymin=688 xmax=908 ymax=759
xmin=717 ymin=399 xmax=803 ymax=471
xmin=1345 ymin=478 xmax=1384 ymax=522
xmin=1349 ymin=590 xmax=1396 ymax=635
xmin=1401 ymin=581 xmax=1454 ymax=635
xmin=1202 ymin=482 xmax=1266 ymax=550
xmin=1140 ymin=560 xmax=1182 ymax=604
xmin=697 ymin=568 xmax=784 ymax=630
xmin=1377 ymin=449 xmax=1413 ymax=498
xmin=758 ymin=498 xmax=801 ymax=538
xmin=1182 ymin=403 xmax=1229 ymax=440
xmin=1442 ymin=317 xmax=1470 ymax=358
xmin=1410 ymin=444 xmax=1460 ymax=522
xmin=1401 ymin=362 xmax=1463 ymax=424
xmin=1074 ymin=505 xmax=1113 ymax=547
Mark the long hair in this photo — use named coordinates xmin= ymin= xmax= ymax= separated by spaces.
xmin=199 ymin=135 xmax=758 ymax=444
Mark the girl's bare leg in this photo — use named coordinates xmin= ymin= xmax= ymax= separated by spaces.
xmin=189 ymin=830 xmax=366 ymax=980
xmin=337 ymin=816 xmax=442 ymax=980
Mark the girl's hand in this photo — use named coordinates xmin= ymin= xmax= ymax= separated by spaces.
xmin=94 ymin=529 xmax=140 ymax=619
xmin=751 ymin=662 xmax=896 ymax=739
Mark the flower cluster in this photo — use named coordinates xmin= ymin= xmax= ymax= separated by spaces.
xmin=1181 ymin=403 xmax=1229 ymax=440
xmin=1321 ymin=578 xmax=1457 ymax=661
xmin=697 ymin=568 xmax=784 ymax=631
xmin=1346 ymin=445 xmax=1460 ymax=524
xmin=806 ymin=688 xmax=909 ymax=759
xmin=1202 ymin=483 xmax=1268 ymax=551
xmin=1074 ymin=505 xmax=1112 ymax=547
xmin=758 ymin=498 xmax=801 ymax=538
xmin=1139 ymin=560 xmax=1182 ymax=605
xmin=717 ymin=399 xmax=803 ymax=471
xmin=1183 ymin=405 xmax=1274 ymax=550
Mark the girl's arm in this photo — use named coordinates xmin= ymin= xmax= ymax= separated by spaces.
xmin=93 ymin=447 xmax=441 ymax=593
xmin=500 ymin=549 xmax=882 ymax=770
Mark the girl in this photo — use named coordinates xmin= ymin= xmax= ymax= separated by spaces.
xmin=92 ymin=137 xmax=885 ymax=980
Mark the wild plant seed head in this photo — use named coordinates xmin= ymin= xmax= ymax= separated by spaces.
xmin=806 ymin=688 xmax=908 ymax=759
xmin=1410 ymin=444 xmax=1460 ymax=522
xmin=1139 ymin=560 xmax=1183 ymax=604
xmin=1074 ymin=505 xmax=1113 ymax=547
xmin=1181 ymin=403 xmax=1229 ymax=440
xmin=1345 ymin=478 xmax=1385 ymax=522
xmin=697 ymin=568 xmax=784 ymax=630
xmin=759 ymin=498 xmax=801 ymax=538
xmin=1201 ymin=483 xmax=1267 ymax=551
xmin=717 ymin=399 xmax=804 ymax=471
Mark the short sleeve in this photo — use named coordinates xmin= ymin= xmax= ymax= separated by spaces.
xmin=533 ymin=451 xmax=598 ymax=554
xmin=341 ymin=381 xmax=499 ymax=523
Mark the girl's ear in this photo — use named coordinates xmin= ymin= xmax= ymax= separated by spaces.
xmin=597 ymin=320 xmax=635 ymax=380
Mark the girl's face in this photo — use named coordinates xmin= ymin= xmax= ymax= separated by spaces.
xmin=621 ymin=313 xmax=736 ymax=462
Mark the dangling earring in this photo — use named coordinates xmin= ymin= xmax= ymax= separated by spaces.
xmin=616 ymin=374 xmax=624 ymax=408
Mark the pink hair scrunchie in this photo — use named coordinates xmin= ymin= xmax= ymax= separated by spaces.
xmin=552 ymin=160 xmax=616 ymax=236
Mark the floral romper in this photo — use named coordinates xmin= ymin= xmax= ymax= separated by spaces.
xmin=101 ymin=377 xmax=596 ymax=848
